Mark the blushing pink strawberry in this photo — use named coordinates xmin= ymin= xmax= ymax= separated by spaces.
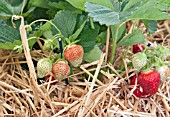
xmin=52 ymin=60 xmax=70 ymax=81
xmin=64 ymin=44 xmax=84 ymax=67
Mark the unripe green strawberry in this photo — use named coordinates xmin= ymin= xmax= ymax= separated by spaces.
xmin=37 ymin=58 xmax=53 ymax=78
xmin=52 ymin=60 xmax=70 ymax=81
xmin=64 ymin=44 xmax=84 ymax=67
xmin=132 ymin=52 xmax=147 ymax=70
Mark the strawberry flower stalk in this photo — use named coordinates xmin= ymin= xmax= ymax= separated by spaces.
xmin=58 ymin=38 xmax=63 ymax=58
xmin=58 ymin=38 xmax=69 ymax=85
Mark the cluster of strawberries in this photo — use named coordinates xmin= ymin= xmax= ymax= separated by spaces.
xmin=36 ymin=41 xmax=170 ymax=99
xmin=130 ymin=44 xmax=170 ymax=98
xmin=37 ymin=44 xmax=84 ymax=84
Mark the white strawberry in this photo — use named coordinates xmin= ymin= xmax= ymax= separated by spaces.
xmin=132 ymin=52 xmax=147 ymax=70
xmin=158 ymin=65 xmax=170 ymax=82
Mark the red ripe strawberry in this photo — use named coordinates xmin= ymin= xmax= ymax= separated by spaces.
xmin=45 ymin=75 xmax=57 ymax=85
xmin=52 ymin=60 xmax=70 ymax=81
xmin=130 ymin=75 xmax=148 ymax=98
xmin=132 ymin=44 xmax=145 ymax=54
xmin=138 ymin=70 xmax=160 ymax=96
xmin=64 ymin=44 xmax=84 ymax=67
xmin=130 ymin=70 xmax=160 ymax=98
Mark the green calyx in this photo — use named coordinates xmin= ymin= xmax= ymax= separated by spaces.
xmin=43 ymin=39 xmax=54 ymax=51
xmin=149 ymin=45 xmax=170 ymax=60
xmin=133 ymin=44 xmax=170 ymax=73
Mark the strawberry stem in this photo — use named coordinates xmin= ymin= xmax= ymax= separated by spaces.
xmin=58 ymin=38 xmax=63 ymax=58
xmin=29 ymin=19 xmax=62 ymax=35
xmin=58 ymin=38 xmax=69 ymax=85
xmin=90 ymin=17 xmax=95 ymax=29
xmin=110 ymin=24 xmax=120 ymax=64
xmin=120 ymin=46 xmax=130 ymax=69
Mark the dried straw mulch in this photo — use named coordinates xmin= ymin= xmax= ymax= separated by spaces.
xmin=0 ymin=19 xmax=170 ymax=117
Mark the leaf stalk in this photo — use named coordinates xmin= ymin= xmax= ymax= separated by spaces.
xmin=110 ymin=24 xmax=120 ymax=64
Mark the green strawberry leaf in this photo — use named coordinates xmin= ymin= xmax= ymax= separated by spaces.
xmin=125 ymin=0 xmax=170 ymax=20
xmin=77 ymin=23 xmax=100 ymax=53
xmin=0 ymin=40 xmax=21 ymax=50
xmin=150 ymin=56 xmax=164 ymax=68
xmin=29 ymin=0 xmax=51 ymax=9
xmin=85 ymin=1 xmax=141 ymax=26
xmin=0 ymin=0 xmax=14 ymax=17
xmin=155 ymin=1 xmax=170 ymax=11
xmin=69 ymin=17 xmax=87 ymax=41
xmin=96 ymin=31 xmax=107 ymax=44
xmin=66 ymin=0 xmax=113 ymax=11
xmin=0 ymin=0 xmax=28 ymax=17
xmin=83 ymin=45 xmax=102 ymax=62
xmin=74 ymin=15 xmax=88 ymax=31
xmin=52 ymin=10 xmax=77 ymax=37
xmin=12 ymin=0 xmax=28 ymax=15
xmin=156 ymin=0 xmax=170 ymax=4
xmin=85 ymin=0 xmax=170 ymax=26
xmin=117 ymin=29 xmax=146 ymax=46
xmin=47 ymin=1 xmax=82 ymax=14
xmin=40 ymin=22 xmax=53 ymax=39
xmin=0 ymin=24 xmax=21 ymax=50
xmin=142 ymin=20 xmax=158 ymax=35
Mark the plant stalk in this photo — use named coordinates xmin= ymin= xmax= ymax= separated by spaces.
xmin=29 ymin=19 xmax=62 ymax=34
xmin=90 ymin=17 xmax=95 ymax=29
xmin=110 ymin=24 xmax=120 ymax=64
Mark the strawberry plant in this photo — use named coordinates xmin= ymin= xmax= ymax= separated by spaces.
xmin=1 ymin=0 xmax=170 ymax=63
xmin=0 ymin=0 xmax=170 ymax=116
xmin=83 ymin=0 xmax=170 ymax=63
